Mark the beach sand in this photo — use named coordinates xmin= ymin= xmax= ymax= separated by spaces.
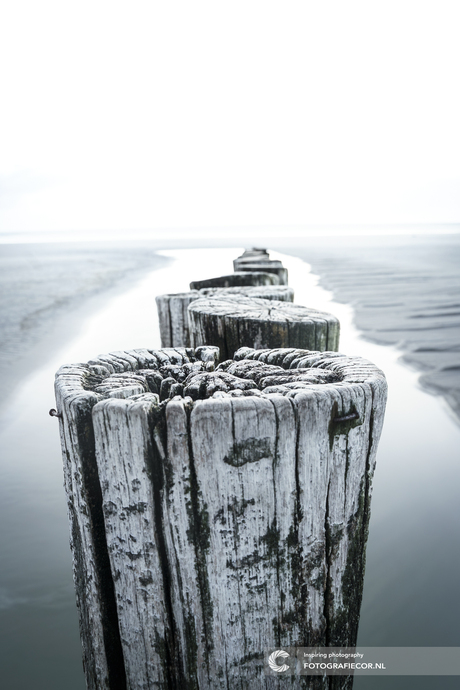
xmin=0 ymin=238 xmax=459 ymax=690
xmin=277 ymin=234 xmax=460 ymax=425
xmin=0 ymin=242 xmax=172 ymax=406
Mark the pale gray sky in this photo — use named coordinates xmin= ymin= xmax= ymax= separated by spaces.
xmin=1 ymin=0 xmax=459 ymax=236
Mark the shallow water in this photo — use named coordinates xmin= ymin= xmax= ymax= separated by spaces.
xmin=0 ymin=249 xmax=235 ymax=689
xmin=278 ymin=234 xmax=460 ymax=425
xmin=0 ymin=246 xmax=459 ymax=688
xmin=0 ymin=243 xmax=174 ymax=402
xmin=272 ymin=251 xmax=460 ymax=689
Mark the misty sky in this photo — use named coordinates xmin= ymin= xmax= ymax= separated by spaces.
xmin=1 ymin=0 xmax=459 ymax=236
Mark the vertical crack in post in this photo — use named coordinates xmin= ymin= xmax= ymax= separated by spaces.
xmin=185 ymin=406 xmax=214 ymax=680
xmin=168 ymin=301 xmax=174 ymax=349
xmin=230 ymin=398 xmax=248 ymax=679
xmin=362 ymin=406 xmax=374 ymax=549
xmin=270 ymin=399 xmax=282 ymax=647
xmin=325 ymin=313 xmax=330 ymax=351
xmin=74 ymin=404 xmax=127 ymax=690
xmin=147 ymin=409 xmax=183 ymax=690
xmin=356 ymin=404 xmax=375 ymax=622
xmin=288 ymin=396 xmax=308 ymax=643
xmin=323 ymin=479 xmax=332 ymax=649
xmin=344 ymin=436 xmax=350 ymax=491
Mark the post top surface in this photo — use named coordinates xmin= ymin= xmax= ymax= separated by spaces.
xmin=55 ymin=346 xmax=387 ymax=411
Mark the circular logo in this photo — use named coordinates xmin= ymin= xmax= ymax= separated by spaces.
xmin=268 ymin=650 xmax=290 ymax=672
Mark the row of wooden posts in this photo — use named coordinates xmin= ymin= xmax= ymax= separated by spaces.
xmin=54 ymin=248 xmax=387 ymax=690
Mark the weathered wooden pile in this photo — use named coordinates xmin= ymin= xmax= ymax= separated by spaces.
xmin=233 ymin=248 xmax=288 ymax=285
xmin=156 ymin=285 xmax=294 ymax=349
xmin=53 ymin=248 xmax=387 ymax=690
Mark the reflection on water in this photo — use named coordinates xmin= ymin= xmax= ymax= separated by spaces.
xmin=0 ymin=247 xmax=459 ymax=689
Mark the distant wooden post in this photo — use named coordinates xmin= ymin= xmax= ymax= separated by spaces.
xmin=54 ymin=345 xmax=387 ymax=689
xmin=234 ymin=247 xmax=271 ymax=264
xmin=156 ymin=286 xmax=294 ymax=349
xmin=190 ymin=271 xmax=280 ymax=289
xmin=200 ymin=285 xmax=294 ymax=302
xmin=234 ymin=260 xmax=288 ymax=285
xmin=233 ymin=249 xmax=289 ymax=285
xmin=188 ymin=294 xmax=340 ymax=359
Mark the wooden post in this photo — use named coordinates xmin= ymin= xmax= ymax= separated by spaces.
xmin=234 ymin=248 xmax=271 ymax=264
xmin=234 ymin=260 xmax=288 ymax=285
xmin=188 ymin=294 xmax=340 ymax=360
xmin=156 ymin=286 xmax=294 ymax=349
xmin=232 ymin=249 xmax=289 ymax=284
xmin=190 ymin=272 xmax=280 ymax=289
xmin=54 ymin=345 xmax=387 ymax=690
xmin=200 ymin=285 xmax=294 ymax=301
xmin=155 ymin=291 xmax=200 ymax=348
xmin=54 ymin=346 xmax=219 ymax=690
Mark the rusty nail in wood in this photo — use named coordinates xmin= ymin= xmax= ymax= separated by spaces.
xmin=333 ymin=412 xmax=359 ymax=423
xmin=49 ymin=408 xmax=62 ymax=418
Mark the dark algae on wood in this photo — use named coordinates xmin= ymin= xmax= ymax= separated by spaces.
xmin=188 ymin=294 xmax=340 ymax=359
xmin=157 ymin=247 xmax=294 ymax=350
xmin=156 ymin=286 xmax=294 ymax=349
xmin=54 ymin=344 xmax=387 ymax=690
xmin=190 ymin=272 xmax=280 ymax=289
xmin=233 ymin=249 xmax=289 ymax=285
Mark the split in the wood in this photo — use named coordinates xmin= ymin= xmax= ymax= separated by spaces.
xmin=190 ymin=272 xmax=281 ymax=289
xmin=188 ymin=295 xmax=340 ymax=358
xmin=156 ymin=286 xmax=294 ymax=349
xmin=54 ymin=345 xmax=387 ymax=690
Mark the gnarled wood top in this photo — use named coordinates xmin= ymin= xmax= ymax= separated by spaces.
xmin=55 ymin=345 xmax=386 ymax=408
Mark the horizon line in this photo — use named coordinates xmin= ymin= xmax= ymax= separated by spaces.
xmin=1 ymin=223 xmax=460 ymax=244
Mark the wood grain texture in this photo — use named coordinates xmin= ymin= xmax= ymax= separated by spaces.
xmin=54 ymin=347 xmax=219 ymax=690
xmin=234 ymin=248 xmax=271 ymax=264
xmin=190 ymin=272 xmax=280 ymax=290
xmin=188 ymin=295 xmax=340 ymax=360
xmin=155 ymin=292 xmax=201 ymax=348
xmin=199 ymin=285 xmax=294 ymax=302
xmin=156 ymin=287 xmax=294 ymax=349
xmin=233 ymin=261 xmax=289 ymax=285
xmin=54 ymin=345 xmax=386 ymax=690
xmin=232 ymin=250 xmax=288 ymax=284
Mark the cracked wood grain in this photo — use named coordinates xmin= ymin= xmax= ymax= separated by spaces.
xmin=233 ymin=250 xmax=289 ymax=285
xmin=190 ymin=272 xmax=280 ymax=290
xmin=188 ymin=295 xmax=340 ymax=360
xmin=54 ymin=345 xmax=386 ymax=690
xmin=156 ymin=287 xmax=294 ymax=349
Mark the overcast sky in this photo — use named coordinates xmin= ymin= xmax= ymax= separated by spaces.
xmin=0 ymin=0 xmax=459 ymax=236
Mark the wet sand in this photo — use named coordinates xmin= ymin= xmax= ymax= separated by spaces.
xmin=277 ymin=234 xmax=460 ymax=425
xmin=0 ymin=242 xmax=172 ymax=406
xmin=274 ymin=250 xmax=460 ymax=689
xmin=0 ymin=248 xmax=239 ymax=690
